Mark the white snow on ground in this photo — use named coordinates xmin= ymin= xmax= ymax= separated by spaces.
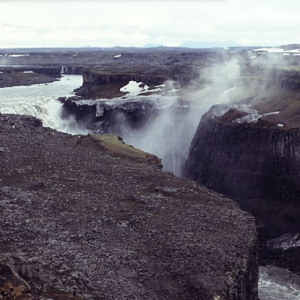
xmin=287 ymin=49 xmax=300 ymax=53
xmin=114 ymin=54 xmax=122 ymax=58
xmin=254 ymin=48 xmax=284 ymax=53
xmin=250 ymin=55 xmax=257 ymax=59
xmin=144 ymin=85 xmax=165 ymax=93
xmin=120 ymin=80 xmax=149 ymax=96
xmin=8 ymin=54 xmax=30 ymax=57
xmin=253 ymin=48 xmax=300 ymax=56
xmin=263 ymin=111 xmax=280 ymax=116
xmin=241 ymin=111 xmax=280 ymax=124
xmin=155 ymin=84 xmax=166 ymax=88
xmin=0 ymin=72 xmax=3 ymax=74
xmin=277 ymin=123 xmax=284 ymax=127
xmin=23 ymin=71 xmax=34 ymax=74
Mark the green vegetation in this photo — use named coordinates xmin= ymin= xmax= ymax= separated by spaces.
xmin=70 ymin=134 xmax=160 ymax=165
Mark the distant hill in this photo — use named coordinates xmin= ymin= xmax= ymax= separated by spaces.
xmin=143 ymin=44 xmax=165 ymax=48
xmin=281 ymin=44 xmax=300 ymax=51
xmin=179 ymin=41 xmax=240 ymax=49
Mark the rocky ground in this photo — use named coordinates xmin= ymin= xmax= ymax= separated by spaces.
xmin=0 ymin=72 xmax=57 ymax=88
xmin=0 ymin=48 xmax=224 ymax=92
xmin=0 ymin=114 xmax=258 ymax=300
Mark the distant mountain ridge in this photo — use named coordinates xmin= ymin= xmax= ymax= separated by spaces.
xmin=179 ymin=41 xmax=240 ymax=48
xmin=142 ymin=43 xmax=165 ymax=48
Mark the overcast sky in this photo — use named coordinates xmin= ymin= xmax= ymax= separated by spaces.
xmin=0 ymin=0 xmax=300 ymax=48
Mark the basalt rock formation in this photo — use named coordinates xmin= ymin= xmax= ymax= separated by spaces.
xmin=250 ymin=67 xmax=300 ymax=92
xmin=184 ymin=107 xmax=300 ymax=204
xmin=75 ymin=68 xmax=168 ymax=99
xmin=0 ymin=67 xmax=60 ymax=88
xmin=183 ymin=105 xmax=300 ymax=274
xmin=0 ymin=114 xmax=258 ymax=300
xmin=61 ymin=65 xmax=86 ymax=75
xmin=60 ymin=96 xmax=159 ymax=134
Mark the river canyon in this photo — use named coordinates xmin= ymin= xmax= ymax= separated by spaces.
xmin=1 ymin=47 xmax=300 ymax=299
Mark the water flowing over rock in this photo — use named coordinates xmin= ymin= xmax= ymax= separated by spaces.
xmin=0 ymin=114 xmax=258 ymax=300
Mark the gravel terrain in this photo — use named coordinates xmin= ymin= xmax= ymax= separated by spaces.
xmin=0 ymin=114 xmax=257 ymax=300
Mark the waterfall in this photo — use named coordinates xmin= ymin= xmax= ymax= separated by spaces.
xmin=0 ymin=75 xmax=85 ymax=134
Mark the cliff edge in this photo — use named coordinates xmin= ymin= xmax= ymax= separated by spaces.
xmin=0 ymin=114 xmax=258 ymax=300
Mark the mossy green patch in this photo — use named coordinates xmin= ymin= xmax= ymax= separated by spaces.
xmin=70 ymin=134 xmax=161 ymax=166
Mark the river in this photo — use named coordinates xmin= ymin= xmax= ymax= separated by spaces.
xmin=0 ymin=75 xmax=299 ymax=299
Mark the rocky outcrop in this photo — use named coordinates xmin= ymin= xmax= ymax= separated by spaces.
xmin=62 ymin=65 xmax=86 ymax=75
xmin=0 ymin=114 xmax=258 ymax=300
xmin=60 ymin=97 xmax=159 ymax=134
xmin=184 ymin=107 xmax=300 ymax=205
xmin=183 ymin=106 xmax=300 ymax=275
xmin=264 ymin=68 xmax=300 ymax=91
xmin=0 ymin=67 xmax=60 ymax=88
xmin=75 ymin=68 xmax=168 ymax=99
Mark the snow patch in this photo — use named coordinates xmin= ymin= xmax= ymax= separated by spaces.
xmin=23 ymin=71 xmax=34 ymax=74
xmin=263 ymin=111 xmax=280 ymax=117
xmin=120 ymin=81 xmax=149 ymax=96
xmin=8 ymin=54 xmax=30 ymax=57
xmin=114 ymin=54 xmax=122 ymax=59
xmin=287 ymin=49 xmax=300 ymax=53
xmin=254 ymin=48 xmax=284 ymax=53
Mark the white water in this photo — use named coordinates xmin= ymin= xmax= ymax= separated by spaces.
xmin=0 ymin=75 xmax=299 ymax=298
xmin=0 ymin=75 xmax=86 ymax=134
xmin=259 ymin=266 xmax=300 ymax=300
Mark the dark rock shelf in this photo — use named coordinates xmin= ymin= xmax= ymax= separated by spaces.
xmin=0 ymin=114 xmax=258 ymax=300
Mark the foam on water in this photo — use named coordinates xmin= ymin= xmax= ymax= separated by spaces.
xmin=259 ymin=266 xmax=300 ymax=300
xmin=0 ymin=75 xmax=86 ymax=134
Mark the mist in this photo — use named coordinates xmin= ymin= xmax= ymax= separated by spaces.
xmin=117 ymin=58 xmax=247 ymax=176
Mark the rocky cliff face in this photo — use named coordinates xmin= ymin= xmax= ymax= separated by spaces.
xmin=261 ymin=68 xmax=300 ymax=91
xmin=75 ymin=68 xmax=168 ymax=99
xmin=60 ymin=97 xmax=159 ymax=134
xmin=184 ymin=109 xmax=300 ymax=204
xmin=183 ymin=106 xmax=300 ymax=274
xmin=0 ymin=67 xmax=60 ymax=88
xmin=0 ymin=114 xmax=258 ymax=300
xmin=62 ymin=65 xmax=86 ymax=75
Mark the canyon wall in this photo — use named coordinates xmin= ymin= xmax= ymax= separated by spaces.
xmin=0 ymin=114 xmax=258 ymax=300
xmin=183 ymin=108 xmax=300 ymax=233
xmin=184 ymin=112 xmax=300 ymax=202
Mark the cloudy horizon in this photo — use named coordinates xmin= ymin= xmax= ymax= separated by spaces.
xmin=1 ymin=0 xmax=300 ymax=49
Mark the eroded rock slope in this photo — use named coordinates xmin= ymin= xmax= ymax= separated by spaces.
xmin=0 ymin=114 xmax=258 ymax=300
